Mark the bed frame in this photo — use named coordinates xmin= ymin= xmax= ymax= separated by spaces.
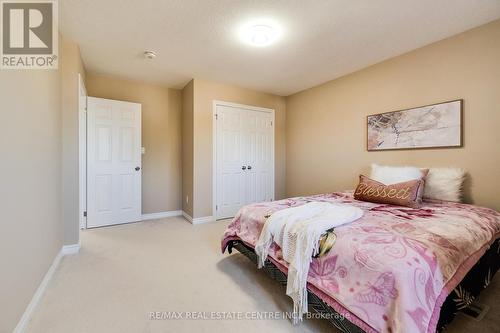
xmin=226 ymin=238 xmax=500 ymax=332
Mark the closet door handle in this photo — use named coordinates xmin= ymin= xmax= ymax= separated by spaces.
xmin=247 ymin=165 xmax=252 ymax=170
xmin=242 ymin=166 xmax=247 ymax=170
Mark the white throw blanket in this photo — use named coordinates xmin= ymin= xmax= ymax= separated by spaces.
xmin=255 ymin=202 xmax=363 ymax=324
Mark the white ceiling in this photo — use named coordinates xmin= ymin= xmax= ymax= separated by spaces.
xmin=61 ymin=0 xmax=500 ymax=96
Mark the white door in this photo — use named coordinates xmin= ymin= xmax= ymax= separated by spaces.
xmin=215 ymin=104 xmax=274 ymax=219
xmin=87 ymin=97 xmax=142 ymax=228
xmin=244 ymin=110 xmax=273 ymax=205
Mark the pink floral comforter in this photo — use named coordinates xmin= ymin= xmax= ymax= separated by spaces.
xmin=221 ymin=192 xmax=500 ymax=333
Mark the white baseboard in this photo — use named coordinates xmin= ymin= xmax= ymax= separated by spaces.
xmin=14 ymin=243 xmax=81 ymax=333
xmin=182 ymin=211 xmax=214 ymax=225
xmin=14 ymin=246 xmax=61 ymax=332
xmin=62 ymin=243 xmax=80 ymax=255
xmin=141 ymin=210 xmax=182 ymax=221
xmin=193 ymin=216 xmax=214 ymax=224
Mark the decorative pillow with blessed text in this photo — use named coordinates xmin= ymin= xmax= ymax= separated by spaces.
xmin=354 ymin=175 xmax=425 ymax=208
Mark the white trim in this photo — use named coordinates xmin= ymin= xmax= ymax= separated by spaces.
xmin=141 ymin=210 xmax=182 ymax=221
xmin=61 ymin=243 xmax=81 ymax=255
xmin=78 ymin=73 xmax=87 ymax=230
xmin=14 ymin=244 xmax=80 ymax=333
xmin=192 ymin=216 xmax=214 ymax=225
xmin=212 ymin=100 xmax=275 ymax=221
xmin=212 ymin=100 xmax=275 ymax=113
xmin=182 ymin=211 xmax=214 ymax=225
xmin=13 ymin=250 xmax=63 ymax=333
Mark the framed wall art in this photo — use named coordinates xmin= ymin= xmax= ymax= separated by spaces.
xmin=367 ymin=99 xmax=463 ymax=151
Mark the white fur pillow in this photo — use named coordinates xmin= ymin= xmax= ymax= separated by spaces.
xmin=370 ymin=164 xmax=426 ymax=185
xmin=423 ymin=168 xmax=465 ymax=202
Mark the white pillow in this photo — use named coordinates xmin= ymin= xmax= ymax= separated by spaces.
xmin=370 ymin=164 xmax=426 ymax=185
xmin=423 ymin=168 xmax=465 ymax=202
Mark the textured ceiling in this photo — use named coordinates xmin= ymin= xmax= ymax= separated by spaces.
xmin=60 ymin=0 xmax=500 ymax=96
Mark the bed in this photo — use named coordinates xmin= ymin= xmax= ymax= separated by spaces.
xmin=221 ymin=192 xmax=500 ymax=333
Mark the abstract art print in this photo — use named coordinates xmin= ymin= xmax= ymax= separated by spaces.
xmin=367 ymin=100 xmax=462 ymax=151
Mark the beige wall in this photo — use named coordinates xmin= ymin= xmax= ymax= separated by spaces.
xmin=191 ymin=79 xmax=286 ymax=218
xmin=86 ymin=73 xmax=182 ymax=214
xmin=286 ymin=20 xmax=500 ymax=211
xmin=60 ymin=36 xmax=86 ymax=245
xmin=0 ymin=71 xmax=62 ymax=331
xmin=181 ymin=80 xmax=194 ymax=216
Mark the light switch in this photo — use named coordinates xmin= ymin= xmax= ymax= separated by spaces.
xmin=141 ymin=147 xmax=146 ymax=154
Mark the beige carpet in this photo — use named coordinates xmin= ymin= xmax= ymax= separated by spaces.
xmin=26 ymin=217 xmax=499 ymax=333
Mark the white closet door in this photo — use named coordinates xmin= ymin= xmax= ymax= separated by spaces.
xmin=244 ymin=110 xmax=273 ymax=205
xmin=215 ymin=104 xmax=274 ymax=220
xmin=87 ymin=97 xmax=142 ymax=228
xmin=216 ymin=106 xmax=246 ymax=219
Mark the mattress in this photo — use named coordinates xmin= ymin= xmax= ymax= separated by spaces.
xmin=221 ymin=192 xmax=500 ymax=333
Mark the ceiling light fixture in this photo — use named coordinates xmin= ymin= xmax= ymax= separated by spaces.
xmin=240 ymin=21 xmax=281 ymax=47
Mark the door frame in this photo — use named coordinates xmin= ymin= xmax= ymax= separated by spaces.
xmin=78 ymin=73 xmax=87 ymax=229
xmin=212 ymin=100 xmax=275 ymax=220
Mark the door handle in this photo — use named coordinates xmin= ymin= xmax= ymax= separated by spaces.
xmin=241 ymin=166 xmax=247 ymax=170
xmin=135 ymin=166 xmax=141 ymax=171
xmin=247 ymin=165 xmax=252 ymax=170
